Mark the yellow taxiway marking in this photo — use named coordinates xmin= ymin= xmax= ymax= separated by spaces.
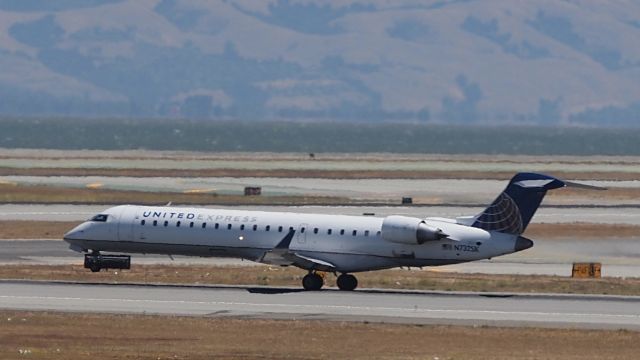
xmin=184 ymin=189 xmax=217 ymax=194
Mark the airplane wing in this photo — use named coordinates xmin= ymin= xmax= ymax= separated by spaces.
xmin=288 ymin=253 xmax=336 ymax=272
xmin=259 ymin=229 xmax=336 ymax=272
xmin=259 ymin=229 xmax=295 ymax=266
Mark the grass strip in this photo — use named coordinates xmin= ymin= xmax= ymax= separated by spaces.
xmin=1 ymin=310 xmax=639 ymax=359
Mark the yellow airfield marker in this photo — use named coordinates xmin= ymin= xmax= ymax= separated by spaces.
xmin=0 ymin=180 xmax=17 ymax=186
xmin=86 ymin=183 xmax=104 ymax=189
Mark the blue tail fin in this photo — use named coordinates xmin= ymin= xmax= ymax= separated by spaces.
xmin=472 ymin=173 xmax=566 ymax=235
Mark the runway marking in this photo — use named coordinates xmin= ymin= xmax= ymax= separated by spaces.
xmin=0 ymin=212 xmax=92 ymax=216
xmin=2 ymin=295 xmax=639 ymax=321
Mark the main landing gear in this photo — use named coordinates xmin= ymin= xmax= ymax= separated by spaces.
xmin=302 ymin=272 xmax=324 ymax=291
xmin=301 ymin=271 xmax=358 ymax=291
xmin=336 ymin=273 xmax=358 ymax=291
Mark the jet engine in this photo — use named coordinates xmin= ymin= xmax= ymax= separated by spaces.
xmin=381 ymin=215 xmax=448 ymax=245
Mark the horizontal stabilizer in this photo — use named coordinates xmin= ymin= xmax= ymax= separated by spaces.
xmin=564 ymin=180 xmax=607 ymax=191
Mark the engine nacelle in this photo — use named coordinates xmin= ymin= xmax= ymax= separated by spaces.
xmin=381 ymin=215 xmax=448 ymax=245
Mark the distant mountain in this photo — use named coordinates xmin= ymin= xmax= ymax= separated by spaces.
xmin=0 ymin=0 xmax=639 ymax=125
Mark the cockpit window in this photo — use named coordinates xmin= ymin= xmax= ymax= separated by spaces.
xmin=90 ymin=214 xmax=109 ymax=222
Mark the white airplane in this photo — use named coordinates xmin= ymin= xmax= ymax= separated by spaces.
xmin=63 ymin=172 xmax=599 ymax=291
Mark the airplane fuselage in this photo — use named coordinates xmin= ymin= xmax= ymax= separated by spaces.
xmin=64 ymin=205 xmax=527 ymax=273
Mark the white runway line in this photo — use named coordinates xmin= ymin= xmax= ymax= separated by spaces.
xmin=1 ymin=283 xmax=639 ymax=329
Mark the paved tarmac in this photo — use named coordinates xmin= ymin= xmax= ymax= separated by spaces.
xmin=1 ymin=281 xmax=639 ymax=330
xmin=1 ymin=204 xmax=639 ymax=224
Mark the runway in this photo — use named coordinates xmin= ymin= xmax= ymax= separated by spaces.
xmin=1 ymin=281 xmax=639 ymax=330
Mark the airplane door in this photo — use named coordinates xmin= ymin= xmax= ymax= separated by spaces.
xmin=135 ymin=217 xmax=146 ymax=241
xmin=117 ymin=207 xmax=135 ymax=241
xmin=297 ymin=223 xmax=308 ymax=244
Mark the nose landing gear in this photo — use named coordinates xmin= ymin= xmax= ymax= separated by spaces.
xmin=84 ymin=252 xmax=131 ymax=273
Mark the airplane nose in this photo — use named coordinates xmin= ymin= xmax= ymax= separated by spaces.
xmin=63 ymin=229 xmax=79 ymax=240
xmin=63 ymin=223 xmax=86 ymax=240
xmin=514 ymin=236 xmax=534 ymax=252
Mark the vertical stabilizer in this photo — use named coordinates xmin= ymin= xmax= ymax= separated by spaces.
xmin=471 ymin=173 xmax=566 ymax=235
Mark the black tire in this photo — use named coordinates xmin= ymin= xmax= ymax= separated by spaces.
xmin=302 ymin=273 xmax=323 ymax=291
xmin=337 ymin=274 xmax=358 ymax=291
xmin=90 ymin=265 xmax=101 ymax=273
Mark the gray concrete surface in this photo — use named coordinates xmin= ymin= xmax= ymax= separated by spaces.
xmin=1 ymin=204 xmax=639 ymax=224
xmin=1 ymin=281 xmax=639 ymax=330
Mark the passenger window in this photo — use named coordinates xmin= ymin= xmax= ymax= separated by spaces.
xmin=328 ymin=229 xmax=332 ymax=235
xmin=227 ymin=224 xmax=232 ymax=230
xmin=164 ymin=221 xmax=168 ymax=227
xmin=190 ymin=222 xmax=194 ymax=228
xmin=240 ymin=224 xmax=245 ymax=230
xmin=266 ymin=225 xmax=270 ymax=231
xmin=141 ymin=220 xmax=145 ymax=226
xmin=253 ymin=224 xmax=257 ymax=231
xmin=215 ymin=223 xmax=219 ymax=229
xmin=202 ymin=223 xmax=207 ymax=229
xmin=365 ymin=230 xmax=369 ymax=236
xmin=340 ymin=229 xmax=345 ymax=235
xmin=289 ymin=226 xmax=294 ymax=232
xmin=176 ymin=221 xmax=181 ymax=227
xmin=301 ymin=227 xmax=305 ymax=234
xmin=376 ymin=231 xmax=381 ymax=236
xmin=352 ymin=230 xmax=357 ymax=236
xmin=278 ymin=226 xmax=283 ymax=232
xmin=313 ymin=228 xmax=318 ymax=234
xmin=153 ymin=220 xmax=157 ymax=226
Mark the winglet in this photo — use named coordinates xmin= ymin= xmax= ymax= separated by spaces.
xmin=260 ymin=229 xmax=336 ymax=271
xmin=274 ymin=229 xmax=295 ymax=250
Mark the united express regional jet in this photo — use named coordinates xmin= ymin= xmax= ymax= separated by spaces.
xmin=64 ymin=173 xmax=596 ymax=291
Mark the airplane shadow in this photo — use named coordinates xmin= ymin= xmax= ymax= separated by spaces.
xmin=22 ymin=279 xmax=515 ymax=298
xmin=244 ymin=287 xmax=513 ymax=297
xmin=246 ymin=287 xmax=304 ymax=294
